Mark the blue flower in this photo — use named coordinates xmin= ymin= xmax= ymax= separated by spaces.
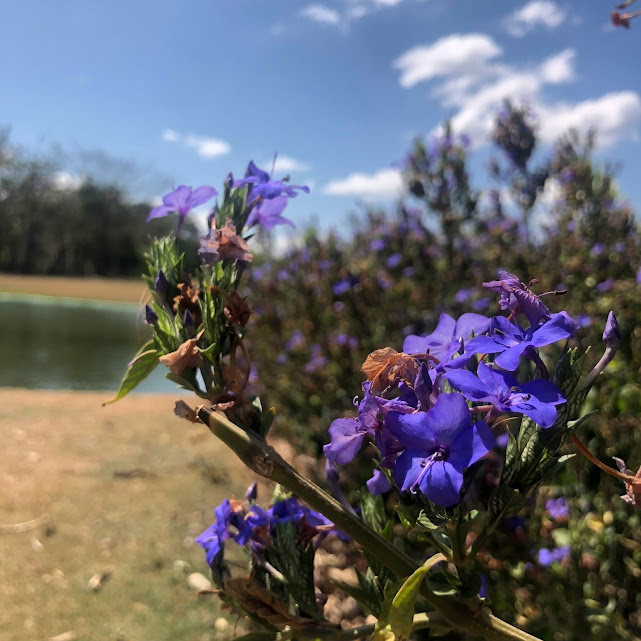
xmin=464 ymin=312 xmax=579 ymax=371
xmin=148 ymin=185 xmax=217 ymax=235
xmin=403 ymin=313 xmax=491 ymax=363
xmin=545 ymin=497 xmax=569 ymax=520
xmin=386 ymin=393 xmax=494 ymax=506
xmin=445 ymin=361 xmax=566 ymax=428
xmin=235 ymin=161 xmax=309 ymax=230
xmin=537 ymin=545 xmax=570 ymax=566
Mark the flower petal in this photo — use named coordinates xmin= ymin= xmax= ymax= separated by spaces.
xmin=185 ymin=185 xmax=218 ymax=210
xmin=448 ymin=420 xmax=494 ymax=471
xmin=147 ymin=205 xmax=174 ymax=221
xmin=323 ymin=418 xmax=366 ymax=465
xmin=420 ymin=460 xmax=463 ymax=507
xmin=424 ymin=393 xmax=472 ymax=448
xmin=162 ymin=185 xmax=191 ymax=209
xmin=386 ymin=411 xmax=439 ymax=452
xmin=393 ymin=449 xmax=427 ymax=492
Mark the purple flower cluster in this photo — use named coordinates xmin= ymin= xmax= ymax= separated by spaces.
xmin=196 ymin=486 xmax=343 ymax=567
xmin=324 ymin=272 xmax=578 ymax=507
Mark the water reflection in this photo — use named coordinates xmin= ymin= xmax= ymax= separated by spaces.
xmin=0 ymin=295 xmax=176 ymax=393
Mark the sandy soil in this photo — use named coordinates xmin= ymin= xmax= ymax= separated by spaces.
xmin=0 ymin=274 xmax=148 ymax=304
xmin=0 ymin=389 xmax=252 ymax=641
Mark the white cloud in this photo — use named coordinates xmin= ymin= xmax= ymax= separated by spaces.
xmin=271 ymin=155 xmax=311 ymax=173
xmin=301 ymin=0 xmax=407 ymax=29
xmin=324 ymin=168 xmax=403 ymax=199
xmin=538 ymin=92 xmax=641 ymax=147
xmin=393 ymin=34 xmax=502 ymax=89
xmin=184 ymin=135 xmax=231 ymax=158
xmin=161 ymin=129 xmax=231 ymax=158
xmin=539 ymin=48 xmax=575 ymax=84
xmin=51 ymin=171 xmax=84 ymax=190
xmin=301 ymin=4 xmax=342 ymax=25
xmin=161 ymin=128 xmax=180 ymax=142
xmin=504 ymin=1 xmax=567 ymax=37
xmin=395 ymin=35 xmax=641 ymax=149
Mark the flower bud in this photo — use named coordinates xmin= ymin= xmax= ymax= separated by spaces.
xmin=183 ymin=309 xmax=195 ymax=328
xmin=603 ymin=311 xmax=621 ymax=349
xmin=244 ymin=481 xmax=257 ymax=503
xmin=145 ymin=304 xmax=158 ymax=325
xmin=154 ymin=270 xmax=169 ymax=298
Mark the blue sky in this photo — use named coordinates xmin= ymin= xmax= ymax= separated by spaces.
xmin=3 ymin=0 xmax=640 ymax=236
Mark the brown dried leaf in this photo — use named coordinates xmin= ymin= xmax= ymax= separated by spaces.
xmin=174 ymin=400 xmax=200 ymax=423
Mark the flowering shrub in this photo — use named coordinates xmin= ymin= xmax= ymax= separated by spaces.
xmin=113 ymin=147 xmax=640 ymax=640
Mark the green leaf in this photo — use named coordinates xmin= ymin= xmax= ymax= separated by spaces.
xmin=198 ymin=342 xmax=218 ymax=362
xmin=260 ymin=407 xmax=276 ymax=438
xmin=388 ymin=554 xmax=446 ymax=641
xmin=500 ymin=431 xmax=519 ymax=484
xmin=333 ymin=567 xmax=383 ymax=617
xmin=268 ymin=520 xmax=319 ymax=619
xmin=487 ymin=486 xmax=527 ymax=522
xmin=361 ymin=493 xmax=387 ymax=532
xmin=104 ymin=341 xmax=158 ymax=405
xmin=517 ymin=416 xmax=539 ymax=452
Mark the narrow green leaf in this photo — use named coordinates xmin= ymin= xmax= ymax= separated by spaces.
xmin=388 ymin=554 xmax=446 ymax=641
xmin=500 ymin=431 xmax=519 ymax=484
xmin=104 ymin=341 xmax=158 ymax=405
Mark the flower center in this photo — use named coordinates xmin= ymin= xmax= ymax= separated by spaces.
xmin=411 ymin=447 xmax=448 ymax=493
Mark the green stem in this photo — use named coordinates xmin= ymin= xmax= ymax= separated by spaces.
xmin=276 ymin=611 xmax=448 ymax=641
xmin=197 ymin=408 xmax=541 ymax=641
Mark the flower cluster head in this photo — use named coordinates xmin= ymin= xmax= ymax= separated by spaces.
xmin=234 ymin=160 xmax=310 ymax=230
xmin=196 ymin=485 xmax=345 ymax=568
xmin=325 ymin=271 xmax=579 ymax=508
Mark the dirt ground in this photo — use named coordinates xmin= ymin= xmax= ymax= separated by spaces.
xmin=0 ymin=389 xmax=254 ymax=641
xmin=0 ymin=274 xmax=147 ymax=304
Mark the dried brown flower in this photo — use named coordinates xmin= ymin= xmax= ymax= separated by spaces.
xmin=200 ymin=220 xmax=254 ymax=264
xmin=159 ymin=338 xmax=203 ymax=375
xmin=223 ymin=290 xmax=251 ymax=326
xmin=361 ymin=348 xmax=420 ymax=395
xmin=173 ymin=282 xmax=202 ymax=325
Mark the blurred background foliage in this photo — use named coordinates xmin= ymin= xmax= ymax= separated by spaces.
xmin=2 ymin=101 xmax=640 ymax=639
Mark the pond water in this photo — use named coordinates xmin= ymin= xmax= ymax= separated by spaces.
xmin=0 ymin=294 xmax=176 ymax=393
